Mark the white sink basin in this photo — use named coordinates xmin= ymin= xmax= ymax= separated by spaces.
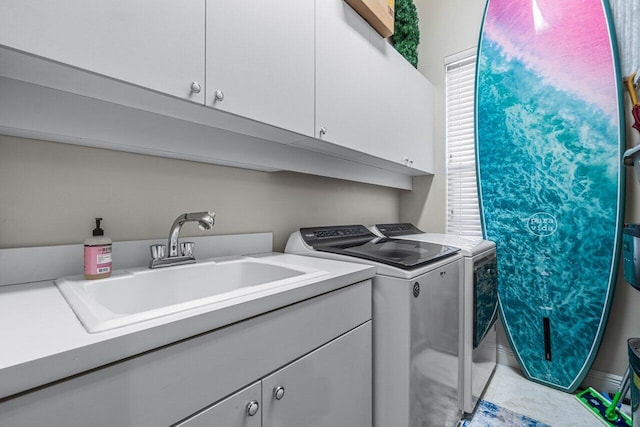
xmin=56 ymin=257 xmax=328 ymax=333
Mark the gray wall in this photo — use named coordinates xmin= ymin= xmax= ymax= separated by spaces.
xmin=408 ymin=0 xmax=640 ymax=379
xmin=0 ymin=135 xmax=399 ymax=252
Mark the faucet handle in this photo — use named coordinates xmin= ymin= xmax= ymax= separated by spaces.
xmin=150 ymin=244 xmax=167 ymax=260
xmin=180 ymin=242 xmax=195 ymax=257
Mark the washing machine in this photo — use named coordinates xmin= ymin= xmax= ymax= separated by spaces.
xmin=372 ymin=223 xmax=498 ymax=415
xmin=286 ymin=225 xmax=464 ymax=427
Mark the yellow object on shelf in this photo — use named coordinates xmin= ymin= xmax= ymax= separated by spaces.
xmin=344 ymin=0 xmax=394 ymax=38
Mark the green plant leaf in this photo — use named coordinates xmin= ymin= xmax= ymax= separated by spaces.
xmin=393 ymin=0 xmax=420 ymax=68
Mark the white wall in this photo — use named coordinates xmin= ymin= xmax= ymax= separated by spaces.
xmin=409 ymin=0 xmax=640 ymax=381
xmin=399 ymin=1 xmax=486 ymax=231
xmin=0 ymin=135 xmax=400 ymax=252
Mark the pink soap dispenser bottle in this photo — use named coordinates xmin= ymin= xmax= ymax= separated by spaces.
xmin=84 ymin=217 xmax=112 ymax=280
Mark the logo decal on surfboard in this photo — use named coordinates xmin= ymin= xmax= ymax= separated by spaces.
xmin=526 ymin=212 xmax=558 ymax=237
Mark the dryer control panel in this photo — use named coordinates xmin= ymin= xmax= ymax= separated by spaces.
xmin=300 ymin=225 xmax=376 ymax=247
xmin=375 ymin=223 xmax=423 ymax=237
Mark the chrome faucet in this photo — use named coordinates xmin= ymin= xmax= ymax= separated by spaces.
xmin=149 ymin=211 xmax=215 ymax=269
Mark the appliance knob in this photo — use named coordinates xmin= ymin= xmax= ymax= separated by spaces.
xmin=246 ymin=400 xmax=259 ymax=416
xmin=273 ymin=386 xmax=285 ymax=400
xmin=214 ymin=90 xmax=225 ymax=103
xmin=189 ymin=82 xmax=201 ymax=94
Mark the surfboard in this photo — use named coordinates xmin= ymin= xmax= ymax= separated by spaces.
xmin=475 ymin=0 xmax=625 ymax=392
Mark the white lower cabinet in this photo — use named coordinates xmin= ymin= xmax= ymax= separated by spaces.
xmin=177 ymin=382 xmax=262 ymax=427
xmin=262 ymin=323 xmax=372 ymax=427
xmin=179 ymin=322 xmax=372 ymax=427
xmin=0 ymin=281 xmax=372 ymax=427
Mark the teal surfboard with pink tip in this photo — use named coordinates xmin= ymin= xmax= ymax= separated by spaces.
xmin=475 ymin=0 xmax=625 ymax=392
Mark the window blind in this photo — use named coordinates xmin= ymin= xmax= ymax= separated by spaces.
xmin=445 ymin=54 xmax=482 ymax=237
xmin=608 ymin=0 xmax=639 ymax=77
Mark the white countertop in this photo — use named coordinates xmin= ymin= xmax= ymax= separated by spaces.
xmin=0 ymin=253 xmax=374 ymax=400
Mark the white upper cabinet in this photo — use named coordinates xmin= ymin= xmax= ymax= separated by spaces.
xmin=369 ymin=36 xmax=434 ymax=172
xmin=399 ymin=59 xmax=434 ymax=172
xmin=316 ymin=0 xmax=434 ymax=172
xmin=0 ymin=0 xmax=206 ymax=104
xmin=0 ymin=0 xmax=434 ymax=188
xmin=205 ymin=0 xmax=315 ymax=136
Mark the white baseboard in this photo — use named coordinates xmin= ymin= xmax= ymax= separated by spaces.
xmin=495 ymin=343 xmax=624 ymax=395
xmin=496 ymin=343 xmax=520 ymax=369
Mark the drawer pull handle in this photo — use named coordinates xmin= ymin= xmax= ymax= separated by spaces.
xmin=274 ymin=386 xmax=285 ymax=401
xmin=246 ymin=400 xmax=259 ymax=416
xmin=189 ymin=82 xmax=201 ymax=94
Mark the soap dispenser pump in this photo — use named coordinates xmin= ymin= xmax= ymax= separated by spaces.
xmin=84 ymin=217 xmax=112 ymax=280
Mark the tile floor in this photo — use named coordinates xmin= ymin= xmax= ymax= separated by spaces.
xmin=463 ymin=364 xmax=609 ymax=426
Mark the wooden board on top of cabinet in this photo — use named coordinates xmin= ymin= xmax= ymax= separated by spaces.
xmin=0 ymin=0 xmax=206 ymax=104
xmin=205 ymin=0 xmax=315 ymax=137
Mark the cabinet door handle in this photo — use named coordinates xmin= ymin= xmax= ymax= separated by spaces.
xmin=189 ymin=82 xmax=201 ymax=94
xmin=273 ymin=385 xmax=285 ymax=401
xmin=319 ymin=126 xmax=327 ymax=137
xmin=214 ymin=89 xmax=225 ymax=103
xmin=246 ymin=400 xmax=259 ymax=416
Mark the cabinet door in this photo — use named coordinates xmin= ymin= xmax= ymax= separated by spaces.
xmin=367 ymin=38 xmax=410 ymax=166
xmin=369 ymin=38 xmax=434 ymax=172
xmin=176 ymin=381 xmax=261 ymax=427
xmin=206 ymin=0 xmax=314 ymax=136
xmin=315 ymin=0 xmax=377 ymax=150
xmin=0 ymin=0 xmax=205 ymax=103
xmin=400 ymin=67 xmax=434 ymax=172
xmin=262 ymin=322 xmax=372 ymax=427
